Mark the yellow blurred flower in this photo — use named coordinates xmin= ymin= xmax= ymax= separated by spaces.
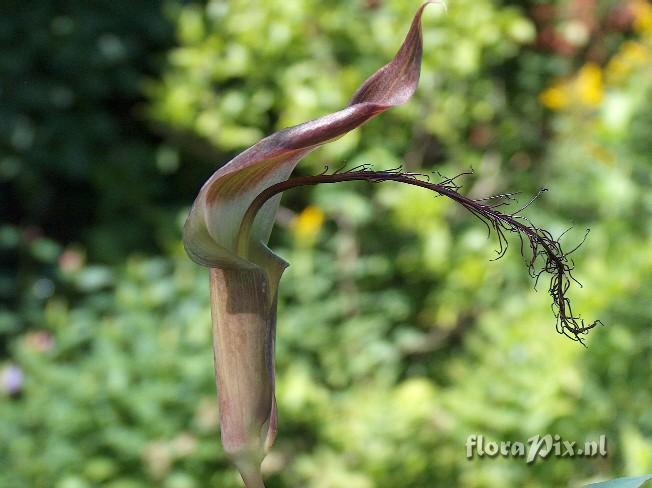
xmin=620 ymin=40 xmax=650 ymax=62
xmin=291 ymin=206 xmax=325 ymax=245
xmin=632 ymin=0 xmax=652 ymax=35
xmin=539 ymin=83 xmax=570 ymax=110
xmin=539 ymin=62 xmax=604 ymax=111
xmin=576 ymin=63 xmax=604 ymax=107
xmin=606 ymin=41 xmax=650 ymax=83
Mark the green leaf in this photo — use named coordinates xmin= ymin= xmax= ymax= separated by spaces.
xmin=585 ymin=475 xmax=652 ymax=488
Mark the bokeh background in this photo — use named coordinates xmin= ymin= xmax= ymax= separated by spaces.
xmin=2 ymin=0 xmax=652 ymax=486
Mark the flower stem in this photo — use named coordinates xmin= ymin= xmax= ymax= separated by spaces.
xmin=208 ymin=267 xmax=276 ymax=487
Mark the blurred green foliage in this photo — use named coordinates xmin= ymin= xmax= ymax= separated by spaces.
xmin=2 ymin=0 xmax=652 ymax=487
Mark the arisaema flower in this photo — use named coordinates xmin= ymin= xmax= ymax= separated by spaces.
xmin=183 ymin=5 xmax=430 ymax=486
xmin=183 ymin=3 xmax=599 ymax=486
